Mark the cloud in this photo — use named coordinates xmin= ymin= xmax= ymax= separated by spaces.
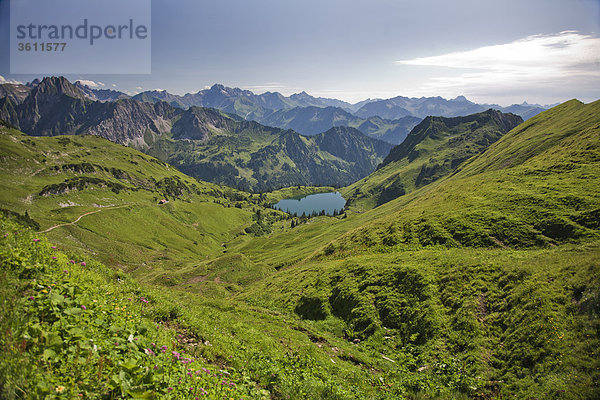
xmin=135 ymin=86 xmax=143 ymax=90
xmin=397 ymin=31 xmax=600 ymax=103
xmin=0 ymin=75 xmax=22 ymax=84
xmin=240 ymin=83 xmax=302 ymax=95
xmin=76 ymin=79 xmax=104 ymax=88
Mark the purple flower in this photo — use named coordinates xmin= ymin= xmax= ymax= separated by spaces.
xmin=81 ymin=305 xmax=87 ymax=310
xmin=28 ymin=296 xmax=34 ymax=300
xmin=172 ymin=351 xmax=181 ymax=360
xmin=140 ymin=297 xmax=149 ymax=304
xmin=167 ymin=387 xmax=173 ymax=392
xmin=63 ymin=270 xmax=68 ymax=273
xmin=33 ymin=238 xmax=40 ymax=242
xmin=145 ymin=348 xmax=156 ymax=356
xmin=153 ymin=365 xmax=159 ymax=370
xmin=69 ymin=260 xmax=75 ymax=264
xmin=52 ymin=256 xmax=57 ymax=260
xmin=160 ymin=345 xmax=167 ymax=353
xmin=81 ymin=262 xmax=86 ymax=266
xmin=51 ymin=246 xmax=57 ymax=249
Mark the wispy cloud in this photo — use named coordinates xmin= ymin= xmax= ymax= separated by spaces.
xmin=76 ymin=79 xmax=104 ymax=88
xmin=0 ymin=75 xmax=22 ymax=85
xmin=397 ymin=31 xmax=600 ymax=103
xmin=240 ymin=83 xmax=302 ymax=95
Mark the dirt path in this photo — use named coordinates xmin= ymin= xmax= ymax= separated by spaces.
xmin=38 ymin=204 xmax=131 ymax=233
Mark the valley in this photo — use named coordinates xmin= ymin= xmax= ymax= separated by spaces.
xmin=0 ymin=77 xmax=599 ymax=399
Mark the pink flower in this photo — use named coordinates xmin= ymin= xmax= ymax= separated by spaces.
xmin=81 ymin=262 xmax=86 ymax=266
xmin=81 ymin=305 xmax=87 ymax=310
xmin=140 ymin=297 xmax=149 ymax=303
xmin=69 ymin=260 xmax=75 ymax=264
xmin=33 ymin=238 xmax=40 ymax=242
xmin=51 ymin=246 xmax=57 ymax=249
xmin=52 ymin=256 xmax=57 ymax=260
xmin=167 ymin=387 xmax=173 ymax=392
xmin=28 ymin=296 xmax=34 ymax=300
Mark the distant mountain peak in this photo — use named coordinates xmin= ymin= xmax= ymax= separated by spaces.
xmin=33 ymin=76 xmax=86 ymax=100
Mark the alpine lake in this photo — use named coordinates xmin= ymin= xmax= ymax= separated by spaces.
xmin=272 ymin=191 xmax=346 ymax=216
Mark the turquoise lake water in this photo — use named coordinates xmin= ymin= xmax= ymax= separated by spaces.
xmin=272 ymin=192 xmax=346 ymax=216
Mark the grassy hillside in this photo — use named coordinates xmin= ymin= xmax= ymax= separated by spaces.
xmin=343 ymin=109 xmax=523 ymax=210
xmin=1 ymin=99 xmax=599 ymax=399
xmin=0 ymin=122 xmax=286 ymax=289
xmin=228 ymin=100 xmax=600 ymax=398
xmin=332 ymin=100 xmax=599 ymax=253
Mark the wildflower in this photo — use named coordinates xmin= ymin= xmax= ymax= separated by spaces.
xmin=55 ymin=386 xmax=65 ymax=392
xmin=81 ymin=262 xmax=86 ymax=266
xmin=167 ymin=387 xmax=173 ymax=392
xmin=69 ymin=260 xmax=75 ymax=264
xmin=128 ymin=298 xmax=132 ymax=301
xmin=51 ymin=246 xmax=57 ymax=249
xmin=81 ymin=305 xmax=87 ymax=310
xmin=52 ymin=257 xmax=57 ymax=260
xmin=33 ymin=238 xmax=41 ymax=242
xmin=160 ymin=345 xmax=167 ymax=353
xmin=128 ymin=334 xmax=134 ymax=343
xmin=154 ymin=365 xmax=159 ymax=370
xmin=172 ymin=351 xmax=181 ymax=360
xmin=140 ymin=297 xmax=149 ymax=303
xmin=145 ymin=348 xmax=156 ymax=356
xmin=41 ymin=289 xmax=48 ymax=294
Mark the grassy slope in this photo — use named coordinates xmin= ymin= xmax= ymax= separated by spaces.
xmin=233 ymin=100 xmax=600 ymax=398
xmin=0 ymin=124 xmax=286 ymax=288
xmin=329 ymin=100 xmax=600 ymax=253
xmin=1 ymin=99 xmax=599 ymax=399
xmin=342 ymin=110 xmax=522 ymax=210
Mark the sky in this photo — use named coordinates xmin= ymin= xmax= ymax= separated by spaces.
xmin=0 ymin=0 xmax=599 ymax=106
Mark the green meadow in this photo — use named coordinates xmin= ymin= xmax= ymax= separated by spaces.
xmin=1 ymin=99 xmax=599 ymax=399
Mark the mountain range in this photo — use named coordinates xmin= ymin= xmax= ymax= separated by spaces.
xmin=0 ymin=77 xmax=392 ymax=191
xmin=1 ymin=77 xmax=549 ymax=147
